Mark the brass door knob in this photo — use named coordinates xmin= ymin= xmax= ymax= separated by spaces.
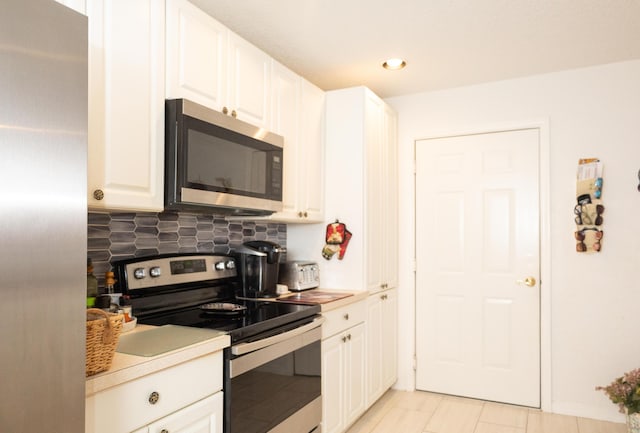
xmin=516 ymin=277 xmax=536 ymax=287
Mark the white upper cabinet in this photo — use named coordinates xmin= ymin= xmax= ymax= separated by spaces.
xmin=270 ymin=61 xmax=301 ymax=219
xmin=86 ymin=0 xmax=322 ymax=213
xmin=297 ymin=78 xmax=326 ymax=222
xmin=87 ymin=0 xmax=165 ymax=212
xmin=365 ymin=95 xmax=398 ymax=292
xmin=166 ymin=0 xmax=270 ymax=129
xmin=165 ymin=0 xmax=227 ymax=111
xmin=226 ymin=32 xmax=271 ymax=128
xmin=304 ymin=86 xmax=397 ymax=292
xmin=268 ymin=62 xmax=325 ymax=223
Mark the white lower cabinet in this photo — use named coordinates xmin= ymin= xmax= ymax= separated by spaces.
xmin=321 ymin=301 xmax=366 ymax=433
xmin=366 ymin=288 xmax=398 ymax=407
xmin=132 ymin=392 xmax=223 ymax=433
xmin=86 ymin=352 xmax=223 ymax=433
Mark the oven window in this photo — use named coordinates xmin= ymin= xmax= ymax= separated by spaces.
xmin=230 ymin=340 xmax=321 ymax=433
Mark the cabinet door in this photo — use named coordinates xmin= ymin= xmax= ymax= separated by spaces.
xmin=366 ymin=294 xmax=383 ymax=406
xmin=145 ymin=392 xmax=223 ymax=433
xmin=366 ymin=289 xmax=398 ymax=408
xmin=227 ymin=32 xmax=270 ymax=128
xmin=322 ymin=334 xmax=345 ymax=433
xmin=381 ymin=289 xmax=398 ymax=390
xmin=382 ymin=107 xmax=399 ymax=289
xmin=270 ymin=60 xmax=301 ymax=220
xmin=298 ymin=79 xmax=326 ymax=222
xmin=166 ymin=0 xmax=227 ymax=110
xmin=365 ymin=91 xmax=385 ymax=292
xmin=87 ymin=0 xmax=165 ymax=211
xmin=344 ymin=323 xmax=366 ymax=428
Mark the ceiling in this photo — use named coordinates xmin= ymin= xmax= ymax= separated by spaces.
xmin=191 ymin=0 xmax=640 ymax=99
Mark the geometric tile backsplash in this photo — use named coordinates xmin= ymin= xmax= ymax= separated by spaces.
xmin=88 ymin=211 xmax=286 ymax=289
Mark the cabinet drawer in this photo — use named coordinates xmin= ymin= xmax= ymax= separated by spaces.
xmin=87 ymin=351 xmax=223 ymax=433
xmin=322 ymin=301 xmax=366 ymax=339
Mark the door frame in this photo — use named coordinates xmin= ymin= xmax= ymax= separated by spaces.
xmin=413 ymin=119 xmax=551 ymax=411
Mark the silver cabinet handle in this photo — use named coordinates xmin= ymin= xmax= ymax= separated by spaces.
xmin=232 ymin=316 xmax=325 ymax=355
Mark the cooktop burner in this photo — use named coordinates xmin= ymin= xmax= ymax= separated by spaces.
xmin=200 ymin=302 xmax=247 ymax=314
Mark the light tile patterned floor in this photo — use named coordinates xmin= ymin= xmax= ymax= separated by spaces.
xmin=345 ymin=390 xmax=626 ymax=433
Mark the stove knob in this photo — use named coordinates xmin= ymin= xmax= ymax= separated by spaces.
xmin=215 ymin=261 xmax=226 ymax=271
xmin=149 ymin=266 xmax=161 ymax=278
xmin=225 ymin=260 xmax=236 ymax=270
xmin=133 ymin=268 xmax=146 ymax=279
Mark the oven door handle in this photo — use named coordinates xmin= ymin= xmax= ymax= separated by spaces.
xmin=231 ymin=316 xmax=325 ymax=356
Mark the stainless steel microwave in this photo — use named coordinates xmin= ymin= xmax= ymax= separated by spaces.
xmin=165 ymin=99 xmax=284 ymax=216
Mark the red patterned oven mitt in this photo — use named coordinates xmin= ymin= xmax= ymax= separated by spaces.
xmin=322 ymin=221 xmax=352 ymax=260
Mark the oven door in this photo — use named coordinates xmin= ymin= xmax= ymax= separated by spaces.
xmin=225 ymin=317 xmax=324 ymax=433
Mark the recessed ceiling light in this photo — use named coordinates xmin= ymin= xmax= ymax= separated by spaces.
xmin=382 ymin=58 xmax=407 ymax=70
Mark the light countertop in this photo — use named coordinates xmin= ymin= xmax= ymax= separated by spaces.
xmin=86 ymin=289 xmax=366 ymax=396
xmin=314 ymin=290 xmax=368 ymax=312
xmin=86 ymin=324 xmax=229 ymax=397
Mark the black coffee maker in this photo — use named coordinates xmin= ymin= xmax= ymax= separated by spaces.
xmin=235 ymin=240 xmax=283 ymax=298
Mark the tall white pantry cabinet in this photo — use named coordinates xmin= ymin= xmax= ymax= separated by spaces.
xmin=290 ymin=86 xmax=399 ymax=432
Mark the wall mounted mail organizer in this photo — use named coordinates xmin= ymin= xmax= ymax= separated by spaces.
xmin=574 ymin=158 xmax=604 ymax=253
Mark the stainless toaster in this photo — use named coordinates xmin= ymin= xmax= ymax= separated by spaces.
xmin=278 ymin=261 xmax=320 ymax=291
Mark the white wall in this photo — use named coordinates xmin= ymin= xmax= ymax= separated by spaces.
xmin=386 ymin=59 xmax=640 ymax=422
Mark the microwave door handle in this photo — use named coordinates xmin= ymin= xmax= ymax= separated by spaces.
xmin=231 ymin=316 xmax=325 ymax=356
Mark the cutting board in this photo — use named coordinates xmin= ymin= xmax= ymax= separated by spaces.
xmin=276 ymin=290 xmax=353 ymax=305
xmin=116 ymin=325 xmax=224 ymax=357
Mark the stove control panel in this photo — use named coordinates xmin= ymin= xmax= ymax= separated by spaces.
xmin=117 ymin=254 xmax=238 ymax=292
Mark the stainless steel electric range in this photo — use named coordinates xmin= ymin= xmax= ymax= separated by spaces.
xmin=113 ymin=254 xmax=323 ymax=433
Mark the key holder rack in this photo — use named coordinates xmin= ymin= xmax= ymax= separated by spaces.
xmin=574 ymin=158 xmax=604 ymax=253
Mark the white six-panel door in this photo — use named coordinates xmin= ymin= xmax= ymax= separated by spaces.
xmin=415 ymin=129 xmax=540 ymax=407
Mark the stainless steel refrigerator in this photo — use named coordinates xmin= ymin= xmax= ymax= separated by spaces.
xmin=0 ymin=1 xmax=87 ymax=432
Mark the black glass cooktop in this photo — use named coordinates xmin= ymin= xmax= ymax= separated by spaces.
xmin=138 ymin=299 xmax=320 ymax=344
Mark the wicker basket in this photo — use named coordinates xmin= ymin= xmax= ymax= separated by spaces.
xmin=86 ymin=308 xmax=124 ymax=377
